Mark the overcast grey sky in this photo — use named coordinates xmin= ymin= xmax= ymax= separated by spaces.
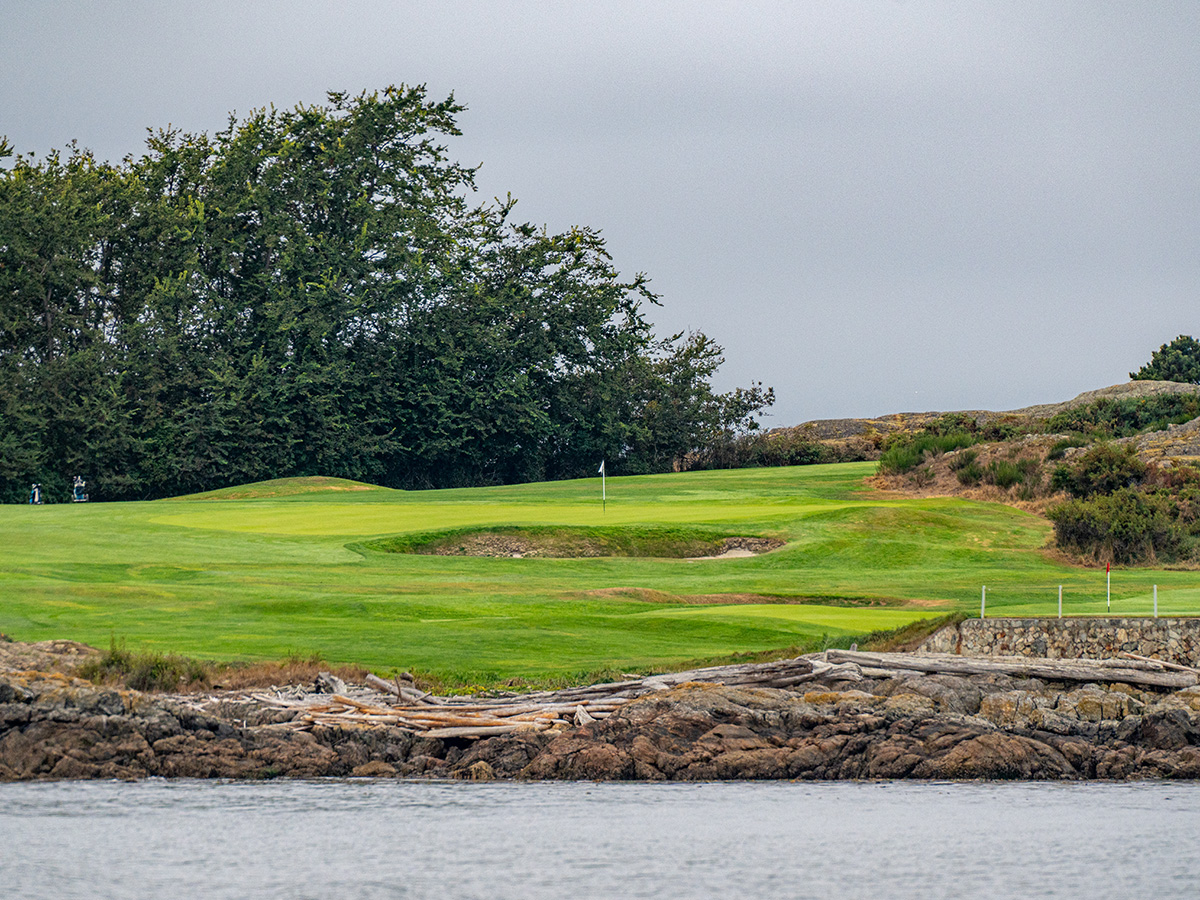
xmin=3 ymin=1 xmax=1198 ymax=425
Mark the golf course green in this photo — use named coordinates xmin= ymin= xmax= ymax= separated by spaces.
xmin=2 ymin=462 xmax=1197 ymax=683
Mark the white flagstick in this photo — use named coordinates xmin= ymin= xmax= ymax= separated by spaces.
xmin=598 ymin=460 xmax=606 ymax=513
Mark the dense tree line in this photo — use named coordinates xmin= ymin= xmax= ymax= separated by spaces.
xmin=0 ymin=88 xmax=772 ymax=502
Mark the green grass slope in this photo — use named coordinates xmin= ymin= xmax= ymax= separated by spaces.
xmin=2 ymin=464 xmax=1197 ymax=682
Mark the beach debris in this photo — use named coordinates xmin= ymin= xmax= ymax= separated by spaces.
xmin=252 ymin=655 xmax=862 ymax=738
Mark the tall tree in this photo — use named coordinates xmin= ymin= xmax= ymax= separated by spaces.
xmin=0 ymin=87 xmax=773 ymax=501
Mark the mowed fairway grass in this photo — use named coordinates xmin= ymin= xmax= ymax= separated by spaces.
xmin=2 ymin=462 xmax=1199 ymax=682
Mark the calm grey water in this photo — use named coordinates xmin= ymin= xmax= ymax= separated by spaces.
xmin=1 ymin=779 xmax=1197 ymax=899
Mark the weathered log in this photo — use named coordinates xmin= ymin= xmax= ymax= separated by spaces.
xmin=1119 ymin=651 xmax=1200 ymax=676
xmin=824 ymin=650 xmax=1198 ymax=688
xmin=423 ymin=722 xmax=553 ymax=739
xmin=365 ymin=673 xmax=440 ymax=704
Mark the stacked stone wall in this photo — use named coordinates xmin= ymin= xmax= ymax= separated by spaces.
xmin=918 ymin=617 xmax=1200 ymax=666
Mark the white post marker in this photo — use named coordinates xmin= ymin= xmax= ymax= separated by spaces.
xmin=1154 ymin=584 xmax=1158 ymax=619
xmin=981 ymin=585 xmax=986 ymax=619
xmin=598 ymin=459 xmax=606 ymax=513
xmin=1058 ymin=585 xmax=1062 ymax=619
xmin=1107 ymin=561 xmax=1111 ymax=613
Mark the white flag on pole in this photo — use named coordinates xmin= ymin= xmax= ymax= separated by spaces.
xmin=598 ymin=460 xmax=605 ymax=474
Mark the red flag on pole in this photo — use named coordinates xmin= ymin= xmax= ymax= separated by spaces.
xmin=1107 ymin=561 xmax=1111 ymax=573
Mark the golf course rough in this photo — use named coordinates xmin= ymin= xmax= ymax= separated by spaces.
xmin=3 ymin=464 xmax=1197 ymax=682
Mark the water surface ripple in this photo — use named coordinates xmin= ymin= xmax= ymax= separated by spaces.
xmin=1 ymin=779 xmax=1197 ymax=899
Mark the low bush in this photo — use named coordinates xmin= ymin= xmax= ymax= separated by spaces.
xmin=1047 ymin=436 xmax=1088 ymax=460
xmin=984 ymin=457 xmax=1040 ymax=491
xmin=947 ymin=448 xmax=978 ymax=471
xmin=948 ymin=449 xmax=983 ymax=486
xmin=922 ymin=413 xmax=1022 ymax=443
xmin=1044 ymin=394 xmax=1200 ymax=440
xmin=879 ymin=442 xmax=923 ymax=474
xmin=955 ymin=462 xmax=983 ymax=486
xmin=1050 ymin=443 xmax=1147 ymax=498
xmin=79 ymin=639 xmax=212 ymax=692
xmin=879 ymin=431 xmax=976 ymax=474
xmin=1047 ymin=488 xmax=1192 ymax=564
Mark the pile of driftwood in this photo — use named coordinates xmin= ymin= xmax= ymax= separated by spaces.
xmin=248 ymin=649 xmax=1200 ymax=739
xmin=253 ymin=656 xmax=860 ymax=738
xmin=824 ymin=649 xmax=1200 ymax=689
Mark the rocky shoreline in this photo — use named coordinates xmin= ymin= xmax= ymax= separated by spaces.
xmin=5 ymin=662 xmax=1200 ymax=782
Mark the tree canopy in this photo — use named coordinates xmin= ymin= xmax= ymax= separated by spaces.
xmin=0 ymin=88 xmax=772 ymax=502
xmin=1130 ymin=335 xmax=1200 ymax=384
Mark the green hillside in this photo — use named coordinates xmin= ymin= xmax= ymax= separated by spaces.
xmin=2 ymin=464 xmax=1196 ymax=683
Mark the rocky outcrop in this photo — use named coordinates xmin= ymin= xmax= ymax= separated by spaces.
xmin=0 ymin=672 xmax=435 ymax=781
xmin=7 ymin=668 xmax=1200 ymax=782
xmin=787 ymin=381 xmax=1200 ymax=444
xmin=506 ymin=678 xmax=1200 ymax=781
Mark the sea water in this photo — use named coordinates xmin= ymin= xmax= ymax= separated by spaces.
xmin=1 ymin=779 xmax=1198 ymax=899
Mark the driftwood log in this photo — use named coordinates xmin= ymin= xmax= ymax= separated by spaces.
xmin=824 ymin=649 xmax=1200 ymax=689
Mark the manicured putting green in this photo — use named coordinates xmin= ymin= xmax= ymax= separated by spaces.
xmin=1 ymin=463 xmax=1196 ymax=681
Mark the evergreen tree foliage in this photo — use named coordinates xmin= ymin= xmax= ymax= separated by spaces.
xmin=0 ymin=88 xmax=772 ymax=501
xmin=1130 ymin=335 xmax=1200 ymax=384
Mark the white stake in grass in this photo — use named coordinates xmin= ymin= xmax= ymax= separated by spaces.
xmin=1154 ymin=584 xmax=1158 ymax=619
xmin=981 ymin=585 xmax=986 ymax=619
xmin=598 ymin=459 xmax=606 ymax=513
xmin=1107 ymin=561 xmax=1111 ymax=613
xmin=1058 ymin=585 xmax=1062 ymax=619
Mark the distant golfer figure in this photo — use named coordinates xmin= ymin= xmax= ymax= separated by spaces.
xmin=72 ymin=476 xmax=88 ymax=503
xmin=29 ymin=483 xmax=43 ymax=505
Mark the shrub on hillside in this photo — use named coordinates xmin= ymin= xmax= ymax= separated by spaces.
xmin=79 ymin=639 xmax=211 ymax=692
xmin=1047 ymin=488 xmax=1191 ymax=564
xmin=1044 ymin=394 xmax=1200 ymax=440
xmin=946 ymin=449 xmax=982 ymax=486
xmin=1050 ymin=443 xmax=1147 ymax=498
xmin=1047 ymin=436 xmax=1088 ymax=460
xmin=879 ymin=431 xmax=976 ymax=474
xmin=984 ymin=457 xmax=1040 ymax=492
xmin=922 ymin=413 xmax=1022 ymax=443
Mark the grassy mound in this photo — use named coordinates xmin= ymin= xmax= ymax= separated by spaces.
xmin=171 ymin=475 xmax=393 ymax=501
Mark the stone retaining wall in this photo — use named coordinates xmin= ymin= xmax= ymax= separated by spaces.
xmin=918 ymin=617 xmax=1200 ymax=667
